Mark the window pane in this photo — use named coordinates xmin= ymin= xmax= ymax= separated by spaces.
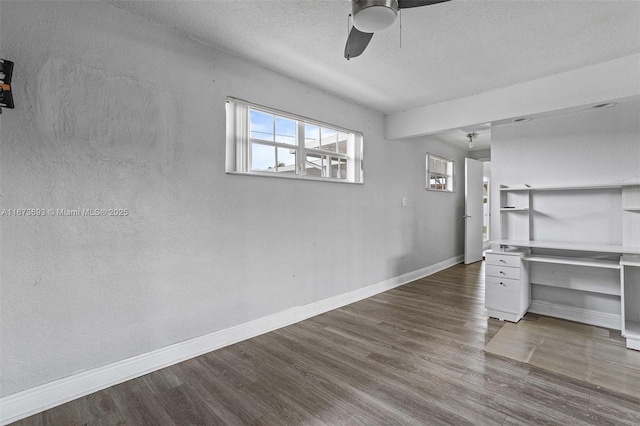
xmin=250 ymin=109 xmax=274 ymax=142
xmin=426 ymin=154 xmax=453 ymax=191
xmin=226 ymin=98 xmax=363 ymax=183
xmin=276 ymin=147 xmax=296 ymax=174
xmin=430 ymin=175 xmax=447 ymax=190
xmin=251 ymin=143 xmax=275 ymax=172
xmin=338 ymin=158 xmax=348 ymax=179
xmin=275 ymin=117 xmax=296 ymax=145
xmin=305 ymin=154 xmax=323 ymax=177
xmin=321 ymin=128 xmax=338 ymax=152
xmin=328 ymin=157 xmax=338 ymax=178
xmin=337 ymin=132 xmax=349 ymax=154
xmin=305 ymin=124 xmax=320 ymax=149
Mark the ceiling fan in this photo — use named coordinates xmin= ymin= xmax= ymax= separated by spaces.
xmin=344 ymin=0 xmax=451 ymax=60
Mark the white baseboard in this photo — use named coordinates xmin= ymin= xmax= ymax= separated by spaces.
xmin=626 ymin=338 xmax=640 ymax=351
xmin=529 ymin=300 xmax=621 ymax=330
xmin=0 ymin=255 xmax=463 ymax=425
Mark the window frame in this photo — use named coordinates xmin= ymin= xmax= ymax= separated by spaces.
xmin=426 ymin=153 xmax=455 ymax=192
xmin=226 ymin=97 xmax=363 ymax=184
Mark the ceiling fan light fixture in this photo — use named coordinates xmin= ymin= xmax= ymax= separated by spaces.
xmin=352 ymin=0 xmax=398 ymax=33
xmin=467 ymin=132 xmax=477 ymax=149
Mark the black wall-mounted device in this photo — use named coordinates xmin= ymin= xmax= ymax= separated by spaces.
xmin=0 ymin=58 xmax=15 ymax=114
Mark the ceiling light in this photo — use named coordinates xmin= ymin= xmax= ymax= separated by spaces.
xmin=512 ymin=117 xmax=531 ymax=123
xmin=352 ymin=0 xmax=398 ymax=33
xmin=467 ymin=132 xmax=477 ymax=149
xmin=592 ymin=102 xmax=616 ymax=109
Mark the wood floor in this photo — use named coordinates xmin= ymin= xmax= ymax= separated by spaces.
xmin=12 ymin=262 xmax=640 ymax=425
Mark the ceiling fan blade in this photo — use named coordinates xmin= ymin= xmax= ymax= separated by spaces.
xmin=398 ymin=0 xmax=450 ymax=9
xmin=344 ymin=27 xmax=374 ymax=60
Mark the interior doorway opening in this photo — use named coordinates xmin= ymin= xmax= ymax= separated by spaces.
xmin=483 ymin=161 xmax=491 ymax=248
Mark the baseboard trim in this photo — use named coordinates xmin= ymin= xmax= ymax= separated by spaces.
xmin=0 ymin=255 xmax=463 ymax=425
xmin=529 ymin=300 xmax=621 ymax=330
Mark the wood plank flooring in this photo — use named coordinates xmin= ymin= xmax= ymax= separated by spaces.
xmin=11 ymin=262 xmax=640 ymax=425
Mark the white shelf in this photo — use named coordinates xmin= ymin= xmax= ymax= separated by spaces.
xmin=500 ymin=207 xmax=529 ymax=212
xmin=500 ymin=184 xmax=530 ymax=191
xmin=624 ymin=207 xmax=640 ymax=212
xmin=621 ymin=255 xmax=640 ymax=267
xmin=493 ymin=239 xmax=640 ymax=255
xmin=500 ymin=182 xmax=640 ymax=192
xmin=525 ymin=254 xmax=620 ymax=269
xmin=500 ymin=187 xmax=531 ymax=192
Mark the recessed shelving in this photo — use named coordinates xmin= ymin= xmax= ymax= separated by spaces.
xmin=494 ymin=181 xmax=640 ymax=350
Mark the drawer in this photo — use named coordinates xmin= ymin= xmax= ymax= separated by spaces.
xmin=485 ymin=276 xmax=521 ymax=312
xmin=485 ymin=252 xmax=521 ymax=268
xmin=486 ymin=264 xmax=520 ymax=280
xmin=485 ymin=275 xmax=520 ymax=298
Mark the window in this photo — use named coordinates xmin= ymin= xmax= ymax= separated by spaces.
xmin=226 ymin=97 xmax=363 ymax=184
xmin=426 ymin=154 xmax=454 ymax=192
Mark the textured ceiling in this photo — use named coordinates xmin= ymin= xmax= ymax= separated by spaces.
xmin=106 ymin=0 xmax=640 ymax=116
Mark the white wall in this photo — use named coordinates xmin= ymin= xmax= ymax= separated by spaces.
xmin=491 ymin=98 xmax=640 ymax=313
xmin=0 ymin=1 xmax=466 ymax=397
xmin=491 ymin=99 xmax=640 ymax=243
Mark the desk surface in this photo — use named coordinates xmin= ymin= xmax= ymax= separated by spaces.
xmin=492 ymin=239 xmax=640 ymax=255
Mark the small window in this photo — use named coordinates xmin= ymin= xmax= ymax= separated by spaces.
xmin=226 ymin=97 xmax=363 ymax=184
xmin=426 ymin=154 xmax=454 ymax=192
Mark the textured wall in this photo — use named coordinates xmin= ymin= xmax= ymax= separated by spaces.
xmin=0 ymin=1 xmax=465 ymax=396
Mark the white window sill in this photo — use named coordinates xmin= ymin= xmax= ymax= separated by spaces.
xmin=426 ymin=188 xmax=455 ymax=193
xmin=226 ymin=171 xmax=364 ymax=185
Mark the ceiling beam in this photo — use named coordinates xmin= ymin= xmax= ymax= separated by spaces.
xmin=384 ymin=53 xmax=640 ymax=140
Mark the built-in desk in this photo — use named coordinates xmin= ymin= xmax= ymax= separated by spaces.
xmin=621 ymin=255 xmax=640 ymax=350
xmin=492 ymin=181 xmax=640 ymax=350
xmin=488 ymin=240 xmax=640 ymax=350
xmin=492 ymin=239 xmax=640 ymax=255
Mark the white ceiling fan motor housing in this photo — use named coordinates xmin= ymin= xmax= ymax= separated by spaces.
xmin=352 ymin=0 xmax=399 ymax=33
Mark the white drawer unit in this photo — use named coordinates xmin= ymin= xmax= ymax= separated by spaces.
xmin=486 ymin=277 xmax=521 ymax=313
xmin=486 ymin=264 xmax=520 ymax=280
xmin=485 ymin=249 xmax=530 ymax=322
xmin=485 ymin=252 xmax=521 ymax=268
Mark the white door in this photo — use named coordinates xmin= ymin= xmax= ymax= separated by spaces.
xmin=464 ymin=158 xmax=484 ymax=264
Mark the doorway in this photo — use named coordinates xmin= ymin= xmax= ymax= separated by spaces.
xmin=483 ymin=161 xmax=491 ymax=249
xmin=465 ymin=158 xmax=491 ymax=264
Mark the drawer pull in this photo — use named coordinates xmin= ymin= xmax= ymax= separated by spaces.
xmin=500 ymin=282 xmax=505 ymax=286
xmin=500 ymin=271 xmax=506 ymax=275
xmin=499 ymin=259 xmax=506 ymax=263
